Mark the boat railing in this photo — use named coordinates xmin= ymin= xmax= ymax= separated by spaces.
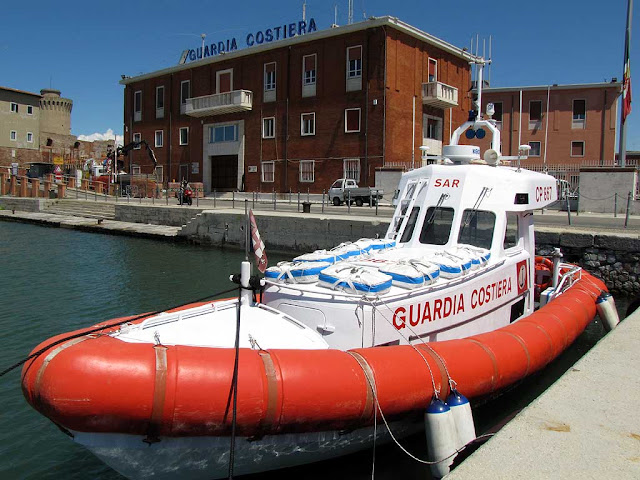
xmin=549 ymin=263 xmax=583 ymax=301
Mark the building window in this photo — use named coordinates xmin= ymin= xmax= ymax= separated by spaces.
xmin=302 ymin=54 xmax=317 ymax=98
xmin=299 ymin=160 xmax=315 ymax=183
xmin=208 ymin=124 xmax=238 ymax=143
xmin=301 ymin=112 xmax=315 ymax=136
xmin=528 ymin=141 xmax=541 ymax=157
xmin=155 ymin=166 xmax=164 ymax=183
xmin=262 ymin=117 xmax=275 ymax=139
xmin=10 ymin=130 xmax=17 ymax=141
xmin=424 ymin=116 xmax=442 ymax=140
xmin=179 ymin=127 xmax=189 ymax=146
xmin=529 ymin=100 xmax=542 ymax=128
xmin=155 ymin=130 xmax=164 ymax=148
xmin=180 ymin=80 xmax=190 ymax=114
xmin=132 ymin=165 xmax=141 ymax=175
xmin=346 ymin=46 xmax=362 ymax=92
xmin=27 ymin=105 xmax=33 ymax=115
xmin=571 ymin=141 xmax=585 ymax=157
xmin=492 ymin=102 xmax=503 ymax=123
xmin=343 ymin=158 xmax=361 ymax=181
xmin=428 ymin=58 xmax=437 ymax=82
xmin=133 ymin=132 xmax=141 ymax=149
xmin=156 ymin=86 xmax=165 ymax=119
xmin=572 ymin=99 xmax=586 ymax=129
xmin=27 ymin=132 xmax=33 ymax=143
xmin=10 ymin=102 xmax=18 ymax=113
xmin=345 ymin=108 xmax=361 ymax=133
xmin=262 ymin=161 xmax=275 ymax=183
xmin=216 ymin=69 xmax=233 ymax=93
xmin=303 ymin=54 xmax=316 ymax=85
xmin=264 ymin=63 xmax=276 ymax=91
xmin=134 ymin=90 xmax=142 ymax=121
xmin=347 ymin=46 xmax=362 ymax=78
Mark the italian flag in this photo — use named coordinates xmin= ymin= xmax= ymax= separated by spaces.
xmin=623 ymin=29 xmax=632 ymax=123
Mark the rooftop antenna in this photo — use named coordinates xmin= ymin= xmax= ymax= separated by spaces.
xmin=302 ymin=1 xmax=306 ymax=21
xmin=348 ymin=0 xmax=354 ymax=25
xmin=332 ymin=4 xmax=338 ymax=27
xmin=362 ymin=0 xmax=367 ymax=19
xmin=201 ymin=33 xmax=206 ymax=59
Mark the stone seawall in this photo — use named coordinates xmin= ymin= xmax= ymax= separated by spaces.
xmin=179 ymin=210 xmax=390 ymax=253
xmin=536 ymin=230 xmax=640 ymax=296
xmin=0 ymin=197 xmax=47 ymax=212
xmin=115 ymin=204 xmax=204 ymax=227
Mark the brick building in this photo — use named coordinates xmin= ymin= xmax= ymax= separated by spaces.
xmin=120 ymin=16 xmax=475 ymax=193
xmin=477 ymin=82 xmax=621 ymax=166
xmin=1 ymin=86 xmax=114 ymax=171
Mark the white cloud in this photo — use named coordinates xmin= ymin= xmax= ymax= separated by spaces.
xmin=78 ymin=129 xmax=123 ymax=146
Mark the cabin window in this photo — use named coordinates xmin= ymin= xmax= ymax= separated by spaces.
xmin=399 ymin=207 xmax=420 ymax=243
xmin=419 ymin=207 xmax=454 ymax=245
xmin=458 ymin=209 xmax=495 ymax=249
xmin=503 ymin=212 xmax=520 ymax=249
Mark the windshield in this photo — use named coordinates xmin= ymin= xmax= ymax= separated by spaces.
xmin=419 ymin=207 xmax=454 ymax=245
xmin=330 ymin=180 xmax=341 ymax=189
xmin=458 ymin=209 xmax=495 ymax=249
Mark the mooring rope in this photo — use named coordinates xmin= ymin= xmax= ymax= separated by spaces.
xmin=0 ymin=286 xmax=239 ymax=378
xmin=356 ymin=359 xmax=495 ymax=466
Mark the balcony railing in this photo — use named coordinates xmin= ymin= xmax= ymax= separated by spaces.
xmin=185 ymin=90 xmax=253 ymax=117
xmin=421 ymin=82 xmax=458 ymax=109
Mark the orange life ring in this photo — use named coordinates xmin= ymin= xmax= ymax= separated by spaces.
xmin=534 ymin=256 xmax=553 ymax=297
xmin=535 ymin=256 xmax=554 ymax=270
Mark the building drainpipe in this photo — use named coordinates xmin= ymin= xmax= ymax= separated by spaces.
xmin=543 ymin=85 xmax=550 ymax=174
xmin=364 ymin=30 xmax=370 ymax=185
xmin=169 ymin=73 xmax=173 ymax=185
xmin=509 ymin=94 xmax=514 ymax=156
xmin=284 ymin=46 xmax=291 ymax=192
xmin=382 ymin=27 xmax=387 ymax=168
xmin=600 ymin=90 xmax=607 ymax=164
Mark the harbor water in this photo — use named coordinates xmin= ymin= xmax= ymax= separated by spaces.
xmin=0 ymin=222 xmax=619 ymax=480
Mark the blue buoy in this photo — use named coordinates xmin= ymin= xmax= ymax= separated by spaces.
xmin=424 ymin=397 xmax=457 ymax=478
xmin=475 ymin=128 xmax=486 ymax=139
xmin=465 ymin=129 xmax=476 ymax=139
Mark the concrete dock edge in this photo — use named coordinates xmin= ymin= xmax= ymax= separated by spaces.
xmin=446 ymin=310 xmax=640 ymax=479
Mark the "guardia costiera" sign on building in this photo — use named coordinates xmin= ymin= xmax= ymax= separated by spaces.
xmin=179 ymin=18 xmax=318 ymax=64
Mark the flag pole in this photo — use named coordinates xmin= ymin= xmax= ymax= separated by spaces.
xmin=619 ymin=0 xmax=633 ymax=167
xmin=244 ymin=199 xmax=249 ymax=261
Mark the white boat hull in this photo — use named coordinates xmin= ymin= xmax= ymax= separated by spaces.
xmin=74 ymin=419 xmax=422 ymax=480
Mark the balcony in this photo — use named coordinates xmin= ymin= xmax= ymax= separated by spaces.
xmin=421 ymin=82 xmax=458 ymax=109
xmin=185 ymin=90 xmax=253 ymax=117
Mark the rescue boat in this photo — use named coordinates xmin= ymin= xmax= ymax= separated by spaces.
xmin=21 ymin=58 xmax=617 ymax=480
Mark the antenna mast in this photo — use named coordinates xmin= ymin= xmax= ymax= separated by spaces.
xmin=348 ymin=0 xmax=354 ymax=24
xmin=302 ymin=1 xmax=306 ymax=21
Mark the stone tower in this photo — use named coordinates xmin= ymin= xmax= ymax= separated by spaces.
xmin=39 ymin=89 xmax=72 ymax=136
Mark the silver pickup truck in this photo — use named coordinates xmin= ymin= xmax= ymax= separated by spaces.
xmin=328 ymin=178 xmax=384 ymax=206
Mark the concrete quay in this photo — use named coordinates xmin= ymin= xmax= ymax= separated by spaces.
xmin=0 ymin=209 xmax=181 ymax=240
xmin=447 ymin=309 xmax=640 ymax=480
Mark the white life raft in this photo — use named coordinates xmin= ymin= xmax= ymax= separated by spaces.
xmin=449 ymin=245 xmax=491 ymax=269
xmin=265 ymin=261 xmax=331 ymax=284
xmin=425 ymin=252 xmax=472 ymax=278
xmin=318 ymin=264 xmax=393 ymax=294
xmin=379 ymin=260 xmax=440 ymax=289
xmin=294 ymin=242 xmax=362 ymax=264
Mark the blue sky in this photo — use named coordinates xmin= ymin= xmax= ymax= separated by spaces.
xmin=2 ymin=0 xmax=638 ymax=151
